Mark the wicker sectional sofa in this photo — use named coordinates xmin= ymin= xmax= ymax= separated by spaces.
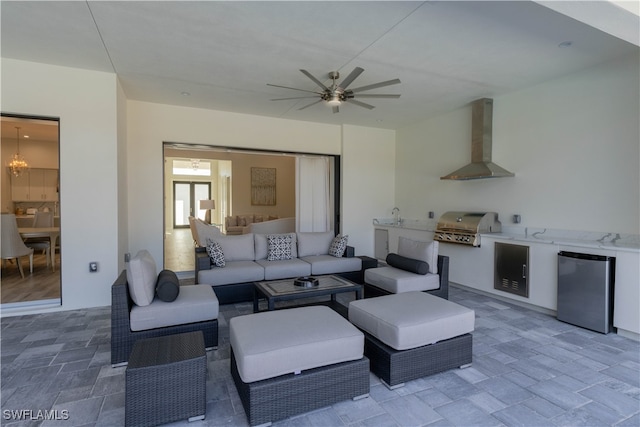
xmin=195 ymin=231 xmax=364 ymax=304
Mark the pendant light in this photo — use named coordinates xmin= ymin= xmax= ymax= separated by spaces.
xmin=8 ymin=126 xmax=29 ymax=177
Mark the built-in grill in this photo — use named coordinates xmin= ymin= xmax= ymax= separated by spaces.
xmin=434 ymin=211 xmax=502 ymax=247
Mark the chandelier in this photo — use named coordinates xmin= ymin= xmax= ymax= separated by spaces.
xmin=8 ymin=126 xmax=29 ymax=177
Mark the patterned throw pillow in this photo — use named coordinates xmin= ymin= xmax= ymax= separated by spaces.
xmin=205 ymin=239 xmax=226 ymax=267
xmin=329 ymin=234 xmax=348 ymax=257
xmin=267 ymin=234 xmax=293 ymax=261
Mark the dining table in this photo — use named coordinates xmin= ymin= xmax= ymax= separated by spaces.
xmin=18 ymin=227 xmax=60 ymax=272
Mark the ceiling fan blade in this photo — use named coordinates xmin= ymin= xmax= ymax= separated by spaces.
xmin=349 ymin=78 xmax=401 ymax=93
xmin=345 ymin=99 xmax=376 ymax=110
xmin=353 ymin=94 xmax=401 ymax=98
xmin=338 ymin=67 xmax=364 ymax=90
xmin=300 ymin=69 xmax=331 ymax=91
xmin=298 ymin=99 xmax=323 ymax=110
xmin=267 ymin=83 xmax=322 ymax=95
xmin=270 ymin=96 xmax=319 ymax=101
xmin=332 ymin=105 xmax=340 ymax=114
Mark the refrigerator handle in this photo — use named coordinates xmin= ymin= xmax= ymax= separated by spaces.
xmin=522 ymin=264 xmax=526 ymax=278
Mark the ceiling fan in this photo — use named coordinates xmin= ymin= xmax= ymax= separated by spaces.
xmin=267 ymin=67 xmax=401 ymax=113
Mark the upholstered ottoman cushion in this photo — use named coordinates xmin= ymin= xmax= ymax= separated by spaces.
xmin=230 ymin=306 xmax=364 ymax=383
xmin=365 ymin=266 xmax=440 ymax=293
xmin=130 ymin=285 xmax=219 ymax=332
xmin=349 ymin=291 xmax=474 ymax=350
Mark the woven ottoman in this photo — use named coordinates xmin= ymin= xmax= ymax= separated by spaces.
xmin=230 ymin=306 xmax=370 ymax=426
xmin=349 ymin=291 xmax=474 ymax=389
xmin=125 ymin=331 xmax=206 ymax=426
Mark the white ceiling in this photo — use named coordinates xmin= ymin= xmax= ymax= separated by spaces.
xmin=1 ymin=1 xmax=638 ymax=132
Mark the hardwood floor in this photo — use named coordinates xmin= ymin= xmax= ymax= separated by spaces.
xmin=1 ymin=249 xmax=61 ymax=304
xmin=164 ymin=226 xmax=196 ymax=273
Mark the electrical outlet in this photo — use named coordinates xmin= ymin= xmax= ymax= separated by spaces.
xmin=428 ymin=211 xmax=435 ymax=219
xmin=513 ymin=214 xmax=521 ymax=224
xmin=124 ymin=252 xmax=131 ymax=263
xmin=89 ymin=262 xmax=98 ymax=273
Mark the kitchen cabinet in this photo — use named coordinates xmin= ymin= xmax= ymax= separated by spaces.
xmin=11 ymin=168 xmax=58 ymax=201
xmin=613 ymin=251 xmax=640 ymax=337
xmin=374 ymin=228 xmax=389 ymax=260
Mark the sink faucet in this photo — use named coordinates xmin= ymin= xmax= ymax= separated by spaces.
xmin=392 ymin=207 xmax=400 ymax=225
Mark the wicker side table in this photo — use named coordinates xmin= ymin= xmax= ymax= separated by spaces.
xmin=125 ymin=331 xmax=206 ymax=427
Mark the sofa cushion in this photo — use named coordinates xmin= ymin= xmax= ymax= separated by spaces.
xmin=215 ymin=233 xmax=255 ymax=261
xmin=205 ymin=239 xmax=226 ymax=267
xmin=267 ymin=234 xmax=293 ymax=261
xmin=198 ymin=260 xmax=265 ymax=286
xmin=349 ymin=291 xmax=475 ymax=350
xmin=255 ymin=233 xmax=298 ymax=260
xmin=155 ymin=269 xmax=180 ymax=302
xmin=328 ymin=234 xmax=348 ymax=257
xmin=301 ymin=255 xmax=362 ymax=275
xmin=397 ymin=237 xmax=439 ymax=274
xmin=130 ymin=285 xmax=219 ymax=332
xmin=226 ymin=215 xmax=238 ymax=227
xmin=193 ymin=218 xmax=222 ymax=247
xmin=256 ymin=258 xmax=311 ymax=280
xmin=126 ymin=250 xmax=157 ymax=307
xmin=297 ymin=231 xmax=334 ymax=257
xmin=386 ymin=253 xmax=428 ymax=275
xmin=230 ymin=306 xmax=364 ymax=383
xmin=365 ymin=266 xmax=440 ymax=293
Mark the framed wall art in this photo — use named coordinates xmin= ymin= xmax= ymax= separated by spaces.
xmin=251 ymin=167 xmax=276 ymax=205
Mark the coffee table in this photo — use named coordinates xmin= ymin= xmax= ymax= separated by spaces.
xmin=253 ymin=275 xmax=363 ymax=313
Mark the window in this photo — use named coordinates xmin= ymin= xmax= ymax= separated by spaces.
xmin=172 ymin=159 xmax=211 ymax=176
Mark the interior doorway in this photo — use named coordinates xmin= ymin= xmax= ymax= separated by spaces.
xmin=162 ymin=143 xmax=340 ymax=275
xmin=0 ymin=114 xmax=61 ymax=307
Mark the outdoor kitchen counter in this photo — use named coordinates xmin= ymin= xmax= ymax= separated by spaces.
xmin=486 ymin=227 xmax=640 ymax=253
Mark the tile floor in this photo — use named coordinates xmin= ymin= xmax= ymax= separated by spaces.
xmin=1 ymin=286 xmax=639 ymax=427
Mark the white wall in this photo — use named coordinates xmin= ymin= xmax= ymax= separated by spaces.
xmin=341 ymin=125 xmax=396 ymax=256
xmin=395 ymin=53 xmax=640 ymax=235
xmin=1 ymin=59 xmax=120 ymax=311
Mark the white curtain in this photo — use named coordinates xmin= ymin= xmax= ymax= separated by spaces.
xmin=296 ymin=156 xmax=331 ymax=232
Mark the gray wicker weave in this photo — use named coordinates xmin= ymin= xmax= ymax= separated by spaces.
xmin=363 ymin=255 xmax=450 ymax=300
xmin=364 ymin=332 xmax=472 ymax=388
xmin=111 ymin=270 xmax=218 ymax=365
xmin=125 ymin=331 xmax=207 ymax=427
xmin=231 ymin=350 xmax=370 ymax=426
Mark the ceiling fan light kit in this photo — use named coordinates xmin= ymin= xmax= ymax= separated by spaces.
xmin=268 ymin=67 xmax=401 ymax=113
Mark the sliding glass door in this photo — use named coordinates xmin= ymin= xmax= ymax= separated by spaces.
xmin=173 ymin=181 xmax=210 ymax=228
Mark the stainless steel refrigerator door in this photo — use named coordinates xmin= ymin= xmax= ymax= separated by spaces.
xmin=557 ymin=252 xmax=613 ymax=334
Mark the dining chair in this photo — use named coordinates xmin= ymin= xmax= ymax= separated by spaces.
xmin=24 ymin=211 xmax=53 ymax=267
xmin=1 ymin=213 xmax=34 ymax=278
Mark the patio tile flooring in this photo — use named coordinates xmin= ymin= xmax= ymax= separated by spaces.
xmin=1 ymin=285 xmax=638 ymax=426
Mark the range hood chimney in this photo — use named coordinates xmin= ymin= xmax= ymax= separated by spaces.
xmin=440 ymin=98 xmax=514 ymax=180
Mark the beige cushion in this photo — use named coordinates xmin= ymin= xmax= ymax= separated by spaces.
xmin=126 ymin=250 xmax=157 ymax=307
xmin=365 ymin=266 xmax=440 ymax=293
xmin=397 ymin=237 xmax=439 ymax=274
xmin=349 ymin=292 xmax=475 ymax=350
xmin=130 ymin=285 xmax=219 ymax=331
xmin=230 ymin=306 xmax=364 ymax=383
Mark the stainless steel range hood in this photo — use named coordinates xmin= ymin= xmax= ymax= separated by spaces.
xmin=441 ymin=98 xmax=514 ymax=180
